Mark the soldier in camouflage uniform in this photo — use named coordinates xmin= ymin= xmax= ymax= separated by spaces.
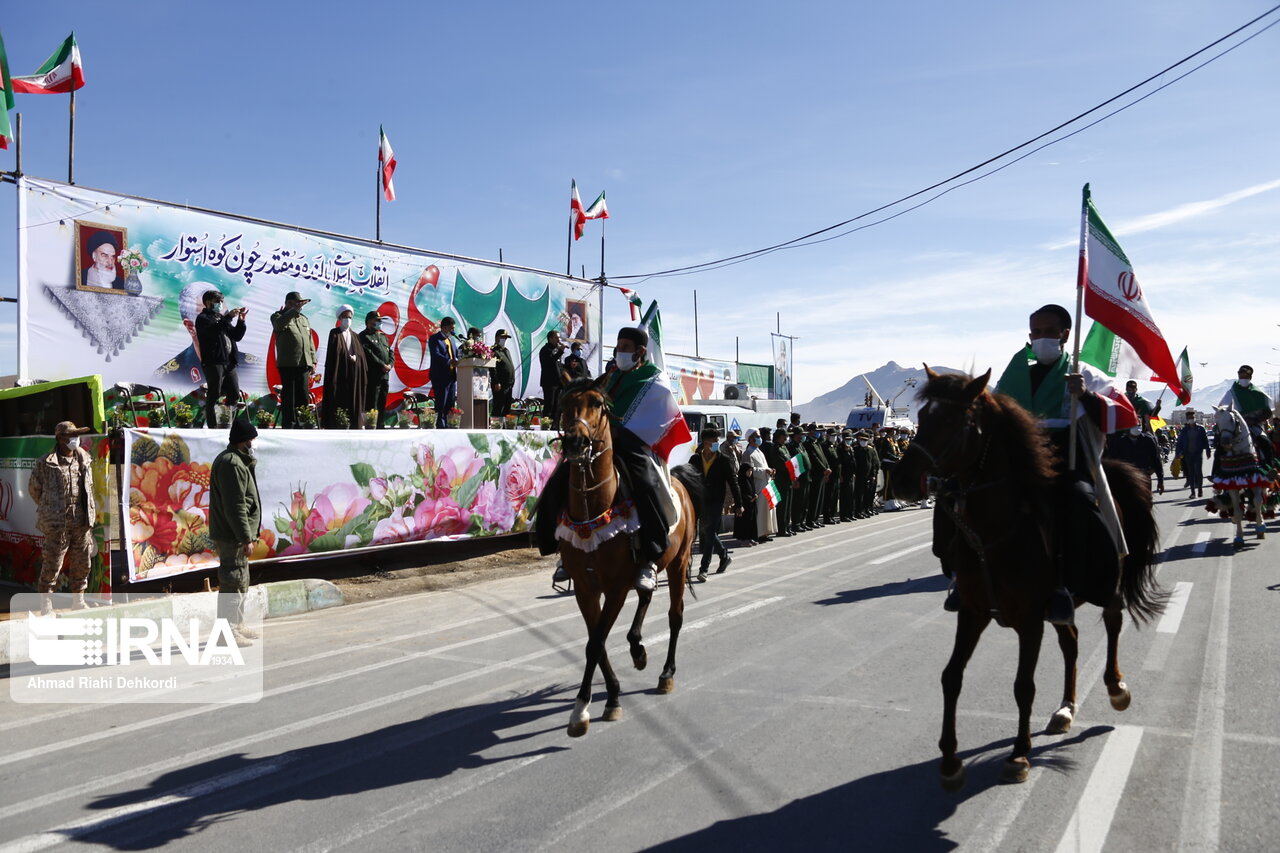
xmin=28 ymin=421 xmax=97 ymax=614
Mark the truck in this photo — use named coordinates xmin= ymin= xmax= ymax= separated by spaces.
xmin=675 ymin=398 xmax=792 ymax=465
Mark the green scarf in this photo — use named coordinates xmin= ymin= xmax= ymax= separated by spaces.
xmin=996 ymin=346 xmax=1069 ymax=424
xmin=1231 ymin=382 xmax=1272 ymax=416
xmin=605 ymin=361 xmax=660 ymax=423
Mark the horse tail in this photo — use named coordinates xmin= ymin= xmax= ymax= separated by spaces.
xmin=670 ymin=463 xmax=703 ymax=522
xmin=1103 ymin=458 xmax=1168 ymax=623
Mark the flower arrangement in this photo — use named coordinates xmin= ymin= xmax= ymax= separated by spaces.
xmin=335 ymin=408 xmax=351 ymax=429
xmin=170 ymin=401 xmax=195 ymax=428
xmin=118 ymin=246 xmax=149 ymax=274
xmin=256 ymin=410 xmax=277 ymax=429
xmin=365 ymin=409 xmax=380 ymax=428
xmin=458 ymin=340 xmax=494 ymax=360
xmin=296 ymin=406 xmax=318 ymax=429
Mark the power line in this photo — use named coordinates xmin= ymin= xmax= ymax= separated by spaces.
xmin=612 ymin=4 xmax=1280 ymax=282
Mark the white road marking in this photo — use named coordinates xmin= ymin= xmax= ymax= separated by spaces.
xmin=869 ymin=541 xmax=932 ymax=565
xmin=1157 ymin=582 xmax=1193 ymax=634
xmin=1191 ymin=531 xmax=1211 ymax=554
xmin=1177 ymin=552 xmax=1231 ymax=852
xmin=666 ymin=597 xmax=783 ymax=635
xmin=1053 ymin=725 xmax=1144 ymax=853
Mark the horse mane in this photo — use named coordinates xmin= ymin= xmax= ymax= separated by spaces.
xmin=918 ymin=372 xmax=1056 ymax=490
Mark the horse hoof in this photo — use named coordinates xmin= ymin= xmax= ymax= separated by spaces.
xmin=632 ymin=648 xmax=648 ymax=671
xmin=602 ymin=705 xmax=623 ymax=722
xmin=1109 ymin=683 xmax=1132 ymax=711
xmin=656 ymin=676 xmax=675 ymax=694
xmin=1047 ymin=704 xmax=1076 ymax=734
xmin=1233 ymin=537 xmax=1245 ymax=548
xmin=567 ymin=698 xmax=591 ymax=737
xmin=940 ymin=766 xmax=965 ymax=791
xmin=1000 ymin=758 xmax=1030 ymax=784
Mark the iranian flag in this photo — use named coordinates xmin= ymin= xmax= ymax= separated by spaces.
xmin=0 ymin=33 xmax=14 ymax=149
xmin=1176 ymin=346 xmax=1193 ymax=405
xmin=570 ymin=180 xmax=586 ymax=240
xmin=1077 ymin=184 xmax=1186 ymax=402
xmin=11 ymin=33 xmax=84 ymax=94
xmin=584 ymin=190 xmax=609 ymax=222
xmin=619 ymin=287 xmax=642 ymax=320
xmin=785 ymin=452 xmax=807 ymax=481
xmin=761 ymin=479 xmax=782 ymax=510
xmin=618 ymin=370 xmax=692 ymax=463
xmin=379 ymin=126 xmax=396 ymax=202
xmin=638 ymin=300 xmax=666 ymax=374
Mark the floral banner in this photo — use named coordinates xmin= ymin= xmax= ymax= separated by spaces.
xmin=125 ymin=427 xmax=559 ymax=582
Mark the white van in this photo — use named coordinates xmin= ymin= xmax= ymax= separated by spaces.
xmin=675 ymin=400 xmax=791 ymax=467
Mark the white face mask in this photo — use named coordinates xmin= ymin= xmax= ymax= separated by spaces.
xmin=247 ymin=445 xmax=257 ymax=459
xmin=1030 ymin=337 xmax=1063 ymax=364
xmin=1129 ymin=427 xmax=1142 ymax=436
xmin=1237 ymin=377 xmax=1250 ymax=387
xmin=858 ymin=439 xmax=869 ymax=447
xmin=65 ymin=436 xmax=81 ymax=451
xmin=338 ymin=318 xmax=352 ymax=331
xmin=615 ymin=351 xmax=636 ymax=371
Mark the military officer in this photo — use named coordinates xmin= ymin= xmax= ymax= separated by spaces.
xmin=28 ymin=421 xmax=98 ymax=613
xmin=359 ymin=311 xmax=394 ymax=429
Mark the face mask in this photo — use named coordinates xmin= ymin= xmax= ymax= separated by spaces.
xmin=246 ymin=445 xmax=257 ymax=459
xmin=1237 ymin=377 xmax=1250 ymax=386
xmin=1030 ymin=337 xmax=1063 ymax=364
xmin=858 ymin=439 xmax=869 ymax=447
xmin=65 ymin=437 xmax=81 ymax=451
xmin=709 ymin=442 xmax=720 ymax=452
xmin=338 ymin=318 xmax=351 ymax=331
xmin=843 ymin=439 xmax=853 ymax=445
xmin=1129 ymin=427 xmax=1142 ymax=437
xmin=750 ymin=437 xmax=760 ymax=446
xmin=212 ymin=302 xmax=223 ymax=312
xmin=615 ymin=351 xmax=636 ymax=371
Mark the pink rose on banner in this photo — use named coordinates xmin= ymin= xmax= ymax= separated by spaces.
xmin=368 ymin=477 xmax=388 ymax=502
xmin=500 ymin=448 xmax=540 ymax=513
xmin=312 ymin=483 xmax=371 ymax=533
xmin=469 ymin=480 xmax=515 ymax=532
xmin=417 ymin=443 xmax=485 ymax=500
xmin=371 ymin=506 xmax=417 ymax=545
xmin=413 ymin=494 xmax=470 ymax=539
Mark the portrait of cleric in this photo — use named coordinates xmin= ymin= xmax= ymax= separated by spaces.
xmin=154 ymin=281 xmax=259 ymax=389
xmin=75 ymin=222 xmax=127 ymax=292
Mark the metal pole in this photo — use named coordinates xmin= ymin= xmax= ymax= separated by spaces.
xmin=566 ymin=181 xmax=574 ymax=277
xmin=68 ymin=90 xmax=75 ymax=184
xmin=15 ymin=113 xmax=22 ymax=176
xmin=499 ymin=248 xmax=503 ymax=263
xmin=776 ymin=312 xmax=780 ymax=334
xmin=599 ymin=218 xmax=606 ymax=280
xmin=375 ymin=145 xmax=382 ymax=242
xmin=1068 ymin=184 xmax=1089 ymax=471
xmin=735 ymin=336 xmax=739 ymax=362
xmin=693 ymin=290 xmax=700 ymax=357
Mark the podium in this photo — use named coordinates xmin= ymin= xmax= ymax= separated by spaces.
xmin=456 ymin=358 xmax=494 ymax=429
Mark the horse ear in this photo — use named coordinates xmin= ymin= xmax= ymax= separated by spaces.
xmin=592 ymin=372 xmax=611 ymax=391
xmin=924 ymin=364 xmax=939 ymax=381
xmin=559 ymin=367 xmax=574 ymax=387
xmin=964 ymin=369 xmax=991 ymax=400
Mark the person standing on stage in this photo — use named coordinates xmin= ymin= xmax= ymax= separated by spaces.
xmin=29 ymin=421 xmax=97 ymax=614
xmin=491 ymin=329 xmax=516 ymax=417
xmin=359 ymin=311 xmax=393 ymax=429
xmin=428 ymin=316 xmax=459 ymax=428
xmin=539 ymin=330 xmax=566 ymax=421
xmin=271 ymin=291 xmax=316 ymax=429
xmin=194 ymin=289 xmax=248 ymax=429
xmin=321 ymin=305 xmax=368 ymax=429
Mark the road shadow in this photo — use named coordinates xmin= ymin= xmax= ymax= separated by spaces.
xmin=814 ymin=574 xmax=950 ymax=607
xmin=645 ymin=725 xmax=1112 ymax=852
xmin=72 ymin=686 xmax=573 ymax=850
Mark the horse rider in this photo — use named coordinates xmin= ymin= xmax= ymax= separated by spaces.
xmin=943 ymin=303 xmax=1130 ymax=625
xmin=538 ymin=326 xmax=679 ymax=592
xmin=1220 ymin=365 xmax=1274 ymax=424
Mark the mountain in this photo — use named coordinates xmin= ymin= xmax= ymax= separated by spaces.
xmin=794 ymin=361 xmax=965 ymax=425
xmin=798 ymin=365 xmax=1259 ymax=427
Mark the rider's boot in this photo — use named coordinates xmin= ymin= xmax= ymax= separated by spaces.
xmin=635 ymin=562 xmax=657 ymax=592
xmin=552 ymin=558 xmax=569 ymax=583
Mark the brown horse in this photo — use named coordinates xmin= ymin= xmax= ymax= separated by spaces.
xmin=555 ymin=374 xmax=701 ymax=737
xmin=891 ymin=367 xmax=1164 ymax=789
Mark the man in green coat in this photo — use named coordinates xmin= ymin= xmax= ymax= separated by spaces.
xmin=359 ymin=311 xmax=394 ymax=428
xmin=270 ymin=291 xmax=317 ymax=428
xmin=491 ymin=329 xmax=516 ymax=416
xmin=209 ymin=418 xmax=262 ymax=643
xmin=783 ymin=427 xmax=809 ymax=534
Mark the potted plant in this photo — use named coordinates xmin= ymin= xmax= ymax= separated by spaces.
xmin=171 ymin=402 xmax=195 ymax=429
xmin=365 ymin=408 xmax=379 ymax=429
xmin=255 ymin=410 xmax=276 ymax=429
xmin=296 ymin=406 xmax=318 ymax=429
xmin=334 ymin=408 xmax=350 ymax=430
xmin=447 ymin=406 xmax=463 ymax=429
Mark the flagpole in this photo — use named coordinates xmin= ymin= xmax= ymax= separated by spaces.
xmin=599 ymin=217 xmax=606 ymax=280
xmin=566 ymin=180 xmax=574 ymax=277
xmin=1068 ymin=183 xmax=1090 ymax=471
xmin=67 ymin=88 xmax=75 ymax=185
xmin=375 ymin=132 xmax=382 ymax=243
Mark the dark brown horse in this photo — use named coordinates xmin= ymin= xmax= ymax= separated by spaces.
xmin=555 ymin=374 xmax=701 ymax=737
xmin=891 ymin=367 xmax=1164 ymax=789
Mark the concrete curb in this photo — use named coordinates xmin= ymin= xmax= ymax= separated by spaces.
xmin=1 ymin=579 xmax=344 ymax=667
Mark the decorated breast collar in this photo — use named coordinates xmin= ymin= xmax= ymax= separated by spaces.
xmin=555 ymin=500 xmax=640 ymax=553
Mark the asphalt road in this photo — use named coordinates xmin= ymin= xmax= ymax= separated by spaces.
xmin=1 ymin=490 xmax=1277 ymax=852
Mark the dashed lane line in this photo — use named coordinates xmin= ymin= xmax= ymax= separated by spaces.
xmin=1053 ymin=724 xmax=1144 ymax=853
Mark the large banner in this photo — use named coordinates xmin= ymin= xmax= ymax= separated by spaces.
xmin=124 ymin=427 xmax=558 ymax=582
xmin=18 ymin=177 xmax=600 ymax=402
xmin=771 ymin=334 xmax=793 ymax=401
xmin=666 ymin=353 xmax=737 ymax=405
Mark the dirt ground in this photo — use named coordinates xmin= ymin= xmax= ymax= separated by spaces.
xmin=1 ymin=536 xmax=563 ymax=615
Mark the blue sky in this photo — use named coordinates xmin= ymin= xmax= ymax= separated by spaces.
xmin=3 ymin=1 xmax=1278 ymax=403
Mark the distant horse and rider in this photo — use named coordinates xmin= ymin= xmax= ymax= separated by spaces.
xmin=1205 ymin=404 xmax=1276 ymax=547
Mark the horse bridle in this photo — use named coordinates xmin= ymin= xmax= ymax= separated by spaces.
xmin=559 ymin=414 xmax=618 ymax=494
xmin=904 ymin=397 xmax=986 ymax=477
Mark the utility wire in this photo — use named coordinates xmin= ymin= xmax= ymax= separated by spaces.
xmin=613 ymin=4 xmax=1280 ymax=282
